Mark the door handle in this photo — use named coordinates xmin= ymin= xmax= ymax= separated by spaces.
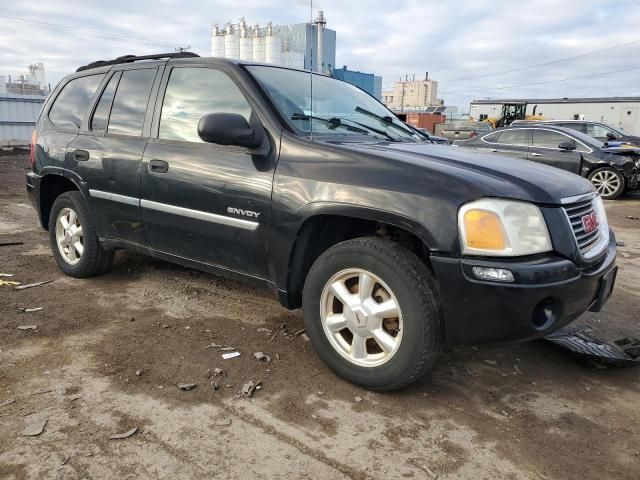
xmin=73 ymin=149 xmax=90 ymax=162
xmin=149 ymin=159 xmax=169 ymax=173
xmin=530 ymin=152 xmax=542 ymax=157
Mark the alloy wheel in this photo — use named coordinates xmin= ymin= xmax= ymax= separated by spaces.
xmin=590 ymin=170 xmax=621 ymax=197
xmin=55 ymin=207 xmax=84 ymax=265
xmin=320 ymin=268 xmax=403 ymax=367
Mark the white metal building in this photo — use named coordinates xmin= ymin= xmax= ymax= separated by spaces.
xmin=470 ymin=97 xmax=640 ymax=135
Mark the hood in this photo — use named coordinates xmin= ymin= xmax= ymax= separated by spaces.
xmin=341 ymin=141 xmax=594 ymax=205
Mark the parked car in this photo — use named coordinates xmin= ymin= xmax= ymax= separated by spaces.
xmin=27 ymin=53 xmax=617 ymax=391
xmin=511 ymin=119 xmax=640 ymax=146
xmin=439 ymin=120 xmax=493 ymax=142
xmin=456 ymin=125 xmax=640 ymax=199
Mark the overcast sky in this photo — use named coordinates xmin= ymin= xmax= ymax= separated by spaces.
xmin=1 ymin=0 xmax=638 ymax=110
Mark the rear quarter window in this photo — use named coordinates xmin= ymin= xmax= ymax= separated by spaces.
xmin=107 ymin=68 xmax=157 ymax=136
xmin=48 ymin=74 xmax=105 ymax=130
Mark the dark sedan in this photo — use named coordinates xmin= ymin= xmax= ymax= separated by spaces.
xmin=455 ymin=125 xmax=640 ymax=199
xmin=512 ymin=120 xmax=640 ymax=146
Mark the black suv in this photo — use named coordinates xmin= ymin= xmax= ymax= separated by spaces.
xmin=456 ymin=125 xmax=640 ymax=199
xmin=26 ymin=53 xmax=617 ymax=391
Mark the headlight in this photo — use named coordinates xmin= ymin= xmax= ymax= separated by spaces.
xmin=458 ymin=199 xmax=552 ymax=256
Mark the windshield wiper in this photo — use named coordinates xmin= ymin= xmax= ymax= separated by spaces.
xmin=354 ymin=106 xmax=417 ymax=138
xmin=291 ymin=113 xmax=396 ymax=141
xmin=291 ymin=113 xmax=370 ymax=135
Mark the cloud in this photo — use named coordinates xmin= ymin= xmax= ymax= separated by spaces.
xmin=0 ymin=0 xmax=638 ymax=108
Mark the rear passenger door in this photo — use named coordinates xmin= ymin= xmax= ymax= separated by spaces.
xmin=528 ymin=128 xmax=582 ymax=174
xmin=141 ymin=65 xmax=274 ymax=279
xmin=66 ymin=66 xmax=161 ymax=245
xmin=39 ymin=73 xmax=105 ymax=175
xmin=482 ymin=129 xmax=530 ymax=161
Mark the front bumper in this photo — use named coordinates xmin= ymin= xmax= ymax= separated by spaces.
xmin=431 ymin=231 xmax=617 ymax=346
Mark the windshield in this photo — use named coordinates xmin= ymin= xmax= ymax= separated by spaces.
xmin=247 ymin=66 xmax=420 ymax=142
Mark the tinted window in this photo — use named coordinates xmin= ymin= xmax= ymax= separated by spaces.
xmin=482 ymin=131 xmax=501 ymax=143
xmin=91 ymin=73 xmax=120 ymax=132
xmin=49 ymin=74 xmax=104 ymax=129
xmin=495 ymin=129 xmax=528 ymax=145
xmin=532 ymin=129 xmax=570 ymax=148
xmin=586 ymin=124 xmax=616 ymax=139
xmin=557 ymin=122 xmax=586 ymax=134
xmin=160 ymin=68 xmax=252 ymax=143
xmin=108 ymin=69 xmax=156 ymax=136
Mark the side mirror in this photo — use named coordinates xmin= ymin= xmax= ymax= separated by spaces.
xmin=197 ymin=113 xmax=264 ymax=149
xmin=558 ymin=140 xmax=575 ymax=151
xmin=606 ymin=132 xmax=617 ymax=141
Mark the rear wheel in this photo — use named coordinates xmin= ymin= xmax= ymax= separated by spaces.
xmin=302 ymin=237 xmax=442 ymax=391
xmin=588 ymin=167 xmax=625 ymax=199
xmin=49 ymin=192 xmax=113 ymax=277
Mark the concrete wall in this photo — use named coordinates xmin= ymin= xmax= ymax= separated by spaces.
xmin=0 ymin=94 xmax=46 ymax=146
xmin=470 ymin=100 xmax=640 ymax=135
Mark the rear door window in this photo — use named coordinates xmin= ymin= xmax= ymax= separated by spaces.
xmin=482 ymin=131 xmax=501 ymax=143
xmin=91 ymin=73 xmax=120 ymax=133
xmin=48 ymin=74 xmax=105 ymax=130
xmin=495 ymin=129 xmax=528 ymax=145
xmin=107 ymin=68 xmax=157 ymax=136
xmin=531 ymin=129 xmax=570 ymax=149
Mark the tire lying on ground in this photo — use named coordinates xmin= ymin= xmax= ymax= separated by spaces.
xmin=48 ymin=191 xmax=113 ymax=277
xmin=302 ymin=237 xmax=442 ymax=391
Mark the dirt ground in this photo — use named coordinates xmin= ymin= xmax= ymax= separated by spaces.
xmin=1 ymin=151 xmax=639 ymax=480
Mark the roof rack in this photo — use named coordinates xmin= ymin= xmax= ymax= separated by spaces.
xmin=76 ymin=52 xmax=200 ymax=72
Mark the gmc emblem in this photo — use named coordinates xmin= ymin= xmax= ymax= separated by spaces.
xmin=581 ymin=212 xmax=599 ymax=234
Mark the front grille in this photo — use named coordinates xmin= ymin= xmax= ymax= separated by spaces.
xmin=562 ymin=198 xmax=602 ymax=256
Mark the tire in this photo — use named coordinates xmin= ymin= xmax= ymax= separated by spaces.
xmin=302 ymin=237 xmax=442 ymax=391
xmin=588 ymin=167 xmax=625 ymax=200
xmin=48 ymin=191 xmax=113 ymax=277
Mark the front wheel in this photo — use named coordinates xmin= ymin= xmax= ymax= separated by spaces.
xmin=302 ymin=237 xmax=442 ymax=391
xmin=588 ymin=167 xmax=625 ymax=199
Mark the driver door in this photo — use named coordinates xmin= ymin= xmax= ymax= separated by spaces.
xmin=140 ymin=65 xmax=274 ymax=278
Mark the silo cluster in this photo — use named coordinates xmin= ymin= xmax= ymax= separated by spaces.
xmin=210 ymin=19 xmax=282 ymax=64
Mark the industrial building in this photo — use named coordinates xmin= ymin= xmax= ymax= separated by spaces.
xmin=1 ymin=63 xmax=49 ymax=146
xmin=382 ymin=74 xmax=440 ymax=111
xmin=470 ymin=97 xmax=640 ymax=135
xmin=210 ymin=12 xmax=336 ymax=73
xmin=332 ymin=66 xmax=382 ymax=100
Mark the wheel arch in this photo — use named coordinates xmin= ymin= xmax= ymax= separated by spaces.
xmin=39 ymin=173 xmax=84 ymax=229
xmin=280 ymin=203 xmax=437 ymax=309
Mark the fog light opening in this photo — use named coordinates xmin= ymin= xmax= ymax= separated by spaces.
xmin=531 ymin=297 xmax=561 ymax=330
xmin=472 ymin=266 xmax=514 ymax=283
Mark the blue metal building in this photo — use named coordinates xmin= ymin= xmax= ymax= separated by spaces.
xmin=332 ymin=66 xmax=383 ymax=100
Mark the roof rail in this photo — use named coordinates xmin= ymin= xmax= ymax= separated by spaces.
xmin=76 ymin=52 xmax=200 ymax=72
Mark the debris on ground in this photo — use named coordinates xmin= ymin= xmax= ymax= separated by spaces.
xmin=269 ymin=330 xmax=278 ymax=342
xmin=0 ymin=280 xmax=20 ymax=287
xmin=222 ymin=351 xmax=241 ymax=360
xmin=240 ymin=380 xmax=262 ymax=397
xmin=211 ymin=381 xmax=219 ymax=391
xmin=22 ymin=418 xmax=48 ymax=437
xmin=61 ymin=455 xmax=71 ymax=466
xmin=213 ymin=368 xmax=224 ymax=376
xmin=253 ymin=352 xmax=271 ymax=363
xmin=301 ymin=333 xmax=310 ymax=342
xmin=20 ymin=307 xmax=43 ymax=313
xmin=616 ymin=241 xmax=626 ymax=247
xmin=135 ymin=369 xmax=144 ymax=376
xmin=354 ymin=396 xmax=362 ymax=403
xmin=546 ymin=327 xmax=640 ymax=367
xmin=0 ymin=399 xmax=16 ymax=408
xmin=178 ymin=383 xmax=197 ymax=391
xmin=220 ymin=346 xmax=237 ymax=351
xmin=14 ymin=280 xmax=53 ymax=290
xmin=483 ymin=360 xmax=498 ymax=366
xmin=626 ymin=215 xmax=639 ymax=220
xmin=109 ymin=427 xmax=138 ymax=440
xmin=17 ymin=325 xmax=38 ymax=330
xmin=513 ymin=365 xmax=525 ymax=375
xmin=294 ymin=328 xmax=306 ymax=336
xmin=0 ymin=273 xmax=15 ymax=277
xmin=216 ymin=418 xmax=232 ymax=427
xmin=0 ymin=241 xmax=24 ymax=247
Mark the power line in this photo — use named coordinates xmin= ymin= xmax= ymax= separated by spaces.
xmin=441 ymin=66 xmax=640 ymax=96
xmin=0 ymin=15 xmax=200 ymax=50
xmin=443 ymin=39 xmax=640 ymax=83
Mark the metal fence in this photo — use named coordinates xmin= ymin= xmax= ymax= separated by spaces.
xmin=0 ymin=94 xmax=46 ymax=146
